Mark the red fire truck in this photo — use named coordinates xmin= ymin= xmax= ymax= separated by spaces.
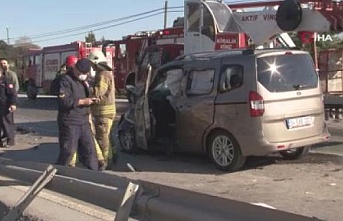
xmin=22 ymin=41 xmax=115 ymax=99
xmin=103 ymin=31 xmax=156 ymax=92
xmin=104 ymin=27 xmax=186 ymax=93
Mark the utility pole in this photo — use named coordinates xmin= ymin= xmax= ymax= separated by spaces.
xmin=164 ymin=0 xmax=168 ymax=29
xmin=6 ymin=27 xmax=10 ymax=44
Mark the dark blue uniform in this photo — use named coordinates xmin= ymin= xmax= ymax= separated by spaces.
xmin=0 ymin=76 xmax=16 ymax=147
xmin=56 ymin=71 xmax=98 ymax=170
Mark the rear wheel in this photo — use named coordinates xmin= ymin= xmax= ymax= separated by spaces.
xmin=280 ymin=146 xmax=310 ymax=160
xmin=208 ymin=131 xmax=246 ymax=172
xmin=118 ymin=128 xmax=139 ymax=154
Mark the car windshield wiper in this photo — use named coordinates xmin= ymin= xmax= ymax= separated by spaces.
xmin=293 ymin=84 xmax=313 ymax=90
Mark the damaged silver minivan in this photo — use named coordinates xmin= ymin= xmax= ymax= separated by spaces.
xmin=117 ymin=48 xmax=330 ymax=172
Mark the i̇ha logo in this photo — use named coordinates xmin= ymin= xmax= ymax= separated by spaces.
xmin=300 ymin=32 xmax=333 ymax=44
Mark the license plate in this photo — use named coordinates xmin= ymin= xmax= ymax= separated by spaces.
xmin=286 ymin=116 xmax=314 ymax=129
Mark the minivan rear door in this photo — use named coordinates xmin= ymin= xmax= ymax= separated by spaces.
xmin=257 ymin=52 xmax=325 ymax=143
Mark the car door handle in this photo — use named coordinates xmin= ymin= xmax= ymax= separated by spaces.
xmin=175 ymin=105 xmax=184 ymax=111
xmin=176 ymin=105 xmax=190 ymax=111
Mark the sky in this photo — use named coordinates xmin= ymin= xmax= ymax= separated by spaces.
xmin=1 ymin=0 xmax=340 ymax=48
xmin=0 ymin=0 xmax=187 ymax=47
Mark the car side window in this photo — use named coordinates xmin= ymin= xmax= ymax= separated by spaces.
xmin=219 ymin=66 xmax=243 ymax=92
xmin=186 ymin=69 xmax=215 ymax=96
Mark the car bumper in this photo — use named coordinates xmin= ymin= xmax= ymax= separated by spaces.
xmin=242 ymin=128 xmax=331 ymax=156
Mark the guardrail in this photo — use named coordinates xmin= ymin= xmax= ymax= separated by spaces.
xmin=0 ymin=158 xmax=323 ymax=221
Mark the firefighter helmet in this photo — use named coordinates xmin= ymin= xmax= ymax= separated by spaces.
xmin=66 ymin=55 xmax=78 ymax=68
xmin=88 ymin=51 xmax=107 ymax=64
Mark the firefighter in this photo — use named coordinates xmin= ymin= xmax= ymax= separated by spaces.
xmin=56 ymin=58 xmax=99 ymax=171
xmin=0 ymin=72 xmax=16 ymax=147
xmin=88 ymin=51 xmax=117 ymax=169
xmin=0 ymin=58 xmax=19 ymax=146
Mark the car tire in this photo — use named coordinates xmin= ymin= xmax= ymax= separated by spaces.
xmin=280 ymin=146 xmax=310 ymax=160
xmin=118 ymin=128 xmax=139 ymax=154
xmin=208 ymin=131 xmax=246 ymax=172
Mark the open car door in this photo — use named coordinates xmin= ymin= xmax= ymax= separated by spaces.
xmin=134 ymin=64 xmax=153 ymax=150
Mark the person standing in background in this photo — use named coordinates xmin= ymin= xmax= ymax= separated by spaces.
xmin=0 ymin=58 xmax=19 ymax=146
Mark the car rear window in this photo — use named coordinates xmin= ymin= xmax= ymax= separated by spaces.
xmin=257 ymin=54 xmax=318 ymax=92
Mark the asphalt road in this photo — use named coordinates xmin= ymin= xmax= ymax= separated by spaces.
xmin=1 ymin=95 xmax=343 ymax=221
xmin=0 ymin=94 xmax=339 ymax=172
xmin=13 ymin=94 xmax=343 ymax=153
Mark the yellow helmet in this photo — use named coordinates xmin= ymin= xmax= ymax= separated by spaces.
xmin=88 ymin=50 xmax=107 ymax=64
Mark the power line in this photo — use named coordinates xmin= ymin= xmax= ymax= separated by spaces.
xmin=30 ymin=10 xmax=183 ymax=44
xmin=4 ymin=6 xmax=183 ymax=42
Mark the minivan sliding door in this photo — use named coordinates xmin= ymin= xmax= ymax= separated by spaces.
xmin=175 ymin=61 xmax=218 ymax=152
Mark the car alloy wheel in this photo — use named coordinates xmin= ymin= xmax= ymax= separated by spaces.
xmin=212 ymin=135 xmax=235 ymax=167
xmin=208 ymin=131 xmax=246 ymax=172
xmin=119 ymin=128 xmax=137 ymax=153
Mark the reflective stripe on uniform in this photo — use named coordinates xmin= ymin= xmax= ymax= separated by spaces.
xmin=99 ymin=81 xmax=108 ymax=89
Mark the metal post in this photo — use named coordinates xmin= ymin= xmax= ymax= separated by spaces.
xmin=114 ymin=182 xmax=140 ymax=221
xmin=164 ymin=1 xmax=168 ymax=29
xmin=313 ymin=33 xmax=318 ymax=71
xmin=2 ymin=165 xmax=57 ymax=221
xmin=6 ymin=27 xmax=10 ymax=44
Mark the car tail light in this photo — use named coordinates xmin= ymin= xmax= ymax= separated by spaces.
xmin=249 ymin=91 xmax=264 ymax=117
xmin=277 ymin=145 xmax=285 ymax=149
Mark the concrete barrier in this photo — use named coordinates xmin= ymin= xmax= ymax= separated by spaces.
xmin=0 ymin=158 xmax=323 ymax=221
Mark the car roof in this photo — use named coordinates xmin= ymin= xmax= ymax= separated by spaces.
xmin=174 ymin=48 xmax=308 ymax=61
xmin=158 ymin=48 xmax=308 ymax=71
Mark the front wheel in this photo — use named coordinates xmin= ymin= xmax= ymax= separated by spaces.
xmin=280 ymin=146 xmax=310 ymax=160
xmin=118 ymin=127 xmax=139 ymax=154
xmin=208 ymin=131 xmax=246 ymax=172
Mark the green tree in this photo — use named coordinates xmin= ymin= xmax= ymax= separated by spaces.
xmin=0 ymin=37 xmax=41 ymax=77
xmin=85 ymin=31 xmax=96 ymax=43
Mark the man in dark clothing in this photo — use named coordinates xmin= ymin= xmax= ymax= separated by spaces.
xmin=56 ymin=58 xmax=99 ymax=171
xmin=0 ymin=58 xmax=19 ymax=146
xmin=0 ymin=73 xmax=17 ymax=147
xmin=50 ymin=55 xmax=78 ymax=96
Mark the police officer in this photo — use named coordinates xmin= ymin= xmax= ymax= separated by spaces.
xmin=0 ymin=71 xmax=16 ymax=147
xmin=88 ymin=51 xmax=117 ymax=169
xmin=51 ymin=55 xmax=78 ymax=96
xmin=56 ymin=58 xmax=99 ymax=170
xmin=0 ymin=58 xmax=18 ymax=146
